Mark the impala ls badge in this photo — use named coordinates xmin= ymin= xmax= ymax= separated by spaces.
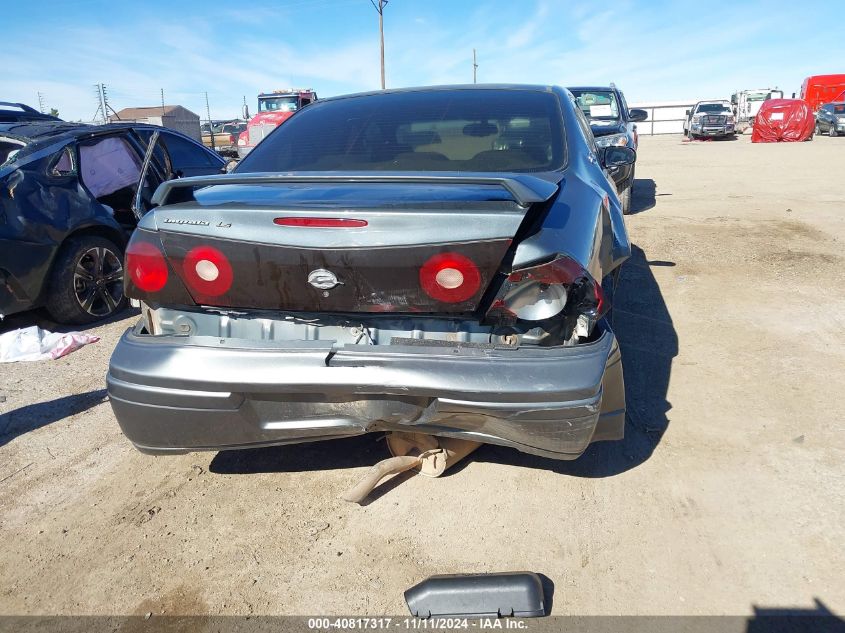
xmin=308 ymin=269 xmax=342 ymax=290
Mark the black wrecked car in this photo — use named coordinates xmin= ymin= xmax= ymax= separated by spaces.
xmin=568 ymin=85 xmax=647 ymax=214
xmin=0 ymin=122 xmax=225 ymax=324
xmin=108 ymin=85 xmax=635 ymax=462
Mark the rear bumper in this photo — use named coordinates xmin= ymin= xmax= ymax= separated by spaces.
xmin=107 ymin=324 xmax=625 ymax=460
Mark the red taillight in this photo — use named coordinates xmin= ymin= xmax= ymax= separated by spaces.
xmin=419 ymin=252 xmax=481 ymax=303
xmin=181 ymin=245 xmax=233 ymax=297
xmin=126 ymin=241 xmax=168 ymax=292
xmin=273 ymin=217 xmax=369 ymax=228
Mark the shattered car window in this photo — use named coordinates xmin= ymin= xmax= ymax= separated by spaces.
xmin=79 ymin=136 xmax=141 ymax=199
xmin=237 ymin=89 xmax=565 ymax=173
xmin=49 ymin=146 xmax=75 ymax=176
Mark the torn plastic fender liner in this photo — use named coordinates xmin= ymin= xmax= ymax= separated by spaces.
xmin=405 ymin=572 xmax=546 ymax=618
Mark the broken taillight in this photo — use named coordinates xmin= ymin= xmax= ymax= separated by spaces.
xmin=486 ymin=255 xmax=607 ymax=335
xmin=419 ymin=252 xmax=482 ymax=303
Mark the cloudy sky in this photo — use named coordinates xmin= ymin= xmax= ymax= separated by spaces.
xmin=3 ymin=0 xmax=840 ymax=121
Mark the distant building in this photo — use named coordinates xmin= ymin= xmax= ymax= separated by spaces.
xmin=110 ymin=105 xmax=201 ymax=141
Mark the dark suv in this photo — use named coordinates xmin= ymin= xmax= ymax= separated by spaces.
xmin=568 ymin=85 xmax=647 ymax=214
xmin=815 ymin=102 xmax=845 ymax=137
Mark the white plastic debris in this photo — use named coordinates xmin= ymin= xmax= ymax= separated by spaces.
xmin=0 ymin=326 xmax=100 ymax=363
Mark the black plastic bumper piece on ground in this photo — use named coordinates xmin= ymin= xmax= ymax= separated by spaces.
xmin=404 ymin=572 xmax=546 ymax=619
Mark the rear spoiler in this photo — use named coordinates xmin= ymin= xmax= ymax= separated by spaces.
xmin=151 ymin=172 xmax=559 ymax=208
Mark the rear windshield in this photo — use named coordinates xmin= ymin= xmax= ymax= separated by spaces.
xmin=834 ymin=105 xmax=845 ymax=114
xmin=236 ymin=89 xmax=565 ymax=173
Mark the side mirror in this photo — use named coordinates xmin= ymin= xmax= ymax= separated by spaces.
xmin=629 ymin=108 xmax=648 ymax=122
xmin=685 ymin=109 xmax=691 ymax=116
xmin=602 ymin=146 xmax=636 ymax=168
xmin=242 ymin=103 xmax=250 ymax=120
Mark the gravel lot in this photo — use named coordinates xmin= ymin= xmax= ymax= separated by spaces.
xmin=1 ymin=134 xmax=843 ymax=617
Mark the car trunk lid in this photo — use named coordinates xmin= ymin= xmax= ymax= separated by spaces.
xmin=146 ymin=173 xmax=558 ymax=314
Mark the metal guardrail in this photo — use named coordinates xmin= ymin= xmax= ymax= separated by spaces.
xmin=634 ymin=103 xmax=695 ymax=136
xmin=633 ymin=101 xmax=742 ymax=135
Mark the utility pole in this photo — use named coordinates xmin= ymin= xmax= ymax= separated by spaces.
xmin=369 ymin=0 xmax=388 ymax=89
xmin=37 ymin=92 xmax=46 ymax=114
xmin=473 ymin=49 xmax=478 ymax=84
xmin=160 ymin=89 xmax=166 ymax=116
xmin=94 ymin=83 xmax=109 ymax=124
xmin=204 ymin=91 xmax=215 ymax=151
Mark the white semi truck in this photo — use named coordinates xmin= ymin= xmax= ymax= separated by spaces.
xmin=731 ymin=88 xmax=784 ymax=134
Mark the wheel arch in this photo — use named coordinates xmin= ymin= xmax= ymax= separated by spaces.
xmin=62 ymin=223 xmax=129 ymax=250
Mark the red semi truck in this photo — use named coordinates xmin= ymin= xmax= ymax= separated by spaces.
xmin=800 ymin=75 xmax=845 ymax=112
xmin=236 ymin=88 xmax=318 ymax=159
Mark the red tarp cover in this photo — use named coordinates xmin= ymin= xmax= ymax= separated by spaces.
xmin=752 ymin=99 xmax=814 ymax=143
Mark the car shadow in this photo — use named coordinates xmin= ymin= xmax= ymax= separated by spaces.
xmin=630 ymin=178 xmax=657 ymax=214
xmin=470 ymin=243 xmax=677 ymax=478
xmin=210 ymin=244 xmax=676 ymax=481
xmin=746 ymin=598 xmax=844 ymax=633
xmin=0 ymin=389 xmax=108 ymax=448
xmin=0 ymin=306 xmax=138 ymax=335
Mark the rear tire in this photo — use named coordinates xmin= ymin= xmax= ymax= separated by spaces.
xmin=45 ymin=236 xmax=127 ymax=325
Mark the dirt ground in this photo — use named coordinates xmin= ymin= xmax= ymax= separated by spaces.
xmin=1 ymin=134 xmax=843 ymax=618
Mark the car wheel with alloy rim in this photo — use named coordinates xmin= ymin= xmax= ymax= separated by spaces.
xmin=45 ymin=236 xmax=127 ymax=324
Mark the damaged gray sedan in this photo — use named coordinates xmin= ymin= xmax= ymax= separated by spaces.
xmin=108 ymin=85 xmax=633 ymax=460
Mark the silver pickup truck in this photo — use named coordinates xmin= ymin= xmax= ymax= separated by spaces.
xmin=683 ymin=101 xmax=736 ymax=139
